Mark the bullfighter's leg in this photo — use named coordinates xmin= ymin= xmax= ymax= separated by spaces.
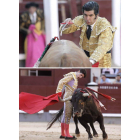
xmin=73 ymin=116 xmax=80 ymax=137
xmin=97 ymin=114 xmax=108 ymax=140
xmin=64 ymin=101 xmax=77 ymax=139
xmin=89 ymin=122 xmax=98 ymax=137
xmin=60 ymin=103 xmax=66 ymax=138
xmin=78 ymin=118 xmax=93 ymax=140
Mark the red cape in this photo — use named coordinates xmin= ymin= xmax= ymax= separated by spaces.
xmin=19 ymin=92 xmax=62 ymax=114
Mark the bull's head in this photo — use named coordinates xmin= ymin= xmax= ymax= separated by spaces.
xmin=72 ymin=89 xmax=90 ymax=117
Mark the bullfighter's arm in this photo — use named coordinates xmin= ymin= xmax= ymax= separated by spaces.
xmin=58 ymin=96 xmax=72 ymax=102
xmin=59 ymin=16 xmax=83 ymax=34
xmin=56 ymin=75 xmax=73 ymax=93
xmin=37 ymin=9 xmax=45 ymax=31
xmin=89 ymin=27 xmax=113 ymax=63
xmin=19 ymin=13 xmax=29 ymax=34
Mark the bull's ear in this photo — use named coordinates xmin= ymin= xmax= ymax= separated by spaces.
xmin=83 ymin=93 xmax=89 ymax=97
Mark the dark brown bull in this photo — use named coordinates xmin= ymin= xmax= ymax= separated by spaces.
xmin=39 ymin=40 xmax=92 ymax=67
xmin=72 ymin=88 xmax=108 ymax=140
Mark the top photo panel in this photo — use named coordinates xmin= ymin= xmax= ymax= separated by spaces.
xmin=19 ymin=0 xmax=121 ymax=68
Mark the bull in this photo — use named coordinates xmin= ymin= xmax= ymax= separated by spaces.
xmin=47 ymin=88 xmax=113 ymax=140
xmin=38 ymin=40 xmax=92 ymax=67
xmin=72 ymin=88 xmax=108 ymax=140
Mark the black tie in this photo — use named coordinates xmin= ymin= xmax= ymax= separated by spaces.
xmin=86 ymin=25 xmax=91 ymax=40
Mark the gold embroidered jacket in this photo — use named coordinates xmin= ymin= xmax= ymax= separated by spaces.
xmin=60 ymin=15 xmax=117 ymax=67
xmin=56 ymin=72 xmax=78 ymax=99
xmin=19 ymin=9 xmax=45 ymax=34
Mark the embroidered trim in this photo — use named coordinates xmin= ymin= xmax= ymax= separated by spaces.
xmin=90 ymin=26 xmax=116 ymax=38
xmin=96 ymin=26 xmax=117 ymax=36
xmin=89 ymin=43 xmax=98 ymax=45
xmin=73 ymin=22 xmax=80 ymax=28
xmin=65 ymin=84 xmax=74 ymax=92
xmin=80 ymin=23 xmax=86 ymax=27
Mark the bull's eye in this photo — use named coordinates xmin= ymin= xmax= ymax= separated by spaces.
xmin=81 ymin=102 xmax=84 ymax=107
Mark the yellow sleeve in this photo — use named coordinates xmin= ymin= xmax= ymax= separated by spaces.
xmin=90 ymin=27 xmax=113 ymax=62
xmin=56 ymin=75 xmax=73 ymax=93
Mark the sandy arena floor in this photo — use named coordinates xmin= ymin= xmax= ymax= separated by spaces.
xmin=19 ymin=122 xmax=121 ymax=140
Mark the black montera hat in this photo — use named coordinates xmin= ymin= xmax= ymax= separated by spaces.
xmin=25 ymin=2 xmax=39 ymax=9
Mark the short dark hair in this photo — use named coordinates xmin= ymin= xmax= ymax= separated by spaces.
xmin=79 ymin=69 xmax=87 ymax=78
xmin=101 ymin=74 xmax=106 ymax=77
xmin=116 ymin=74 xmax=121 ymax=77
xmin=82 ymin=1 xmax=99 ymax=16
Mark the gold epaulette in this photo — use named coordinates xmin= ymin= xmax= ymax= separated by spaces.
xmin=36 ymin=9 xmax=44 ymax=19
xmin=96 ymin=17 xmax=117 ymax=36
xmin=64 ymin=72 xmax=77 ymax=81
xmin=20 ymin=12 xmax=28 ymax=22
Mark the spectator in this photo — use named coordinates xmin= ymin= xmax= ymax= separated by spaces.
xmin=102 ymin=68 xmax=114 ymax=74
xmin=19 ymin=2 xmax=46 ymax=67
xmin=115 ymin=69 xmax=121 ymax=75
xmin=113 ymin=74 xmax=121 ymax=84
xmin=99 ymin=74 xmax=111 ymax=84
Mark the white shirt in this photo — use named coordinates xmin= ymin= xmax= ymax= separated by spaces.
xmin=87 ymin=22 xmax=96 ymax=31
xmin=87 ymin=22 xmax=96 ymax=64
xmin=29 ymin=12 xmax=37 ymax=24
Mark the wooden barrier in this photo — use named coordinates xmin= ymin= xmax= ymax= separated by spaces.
xmin=98 ymin=84 xmax=121 ymax=113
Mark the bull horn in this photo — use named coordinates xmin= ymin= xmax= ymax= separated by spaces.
xmin=83 ymin=93 xmax=89 ymax=97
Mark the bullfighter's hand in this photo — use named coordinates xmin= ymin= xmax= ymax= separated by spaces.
xmin=58 ymin=96 xmax=72 ymax=102
xmin=89 ymin=59 xmax=95 ymax=65
xmin=63 ymin=18 xmax=72 ymax=24
xmin=27 ymin=30 xmax=31 ymax=34
xmin=62 ymin=18 xmax=73 ymax=28
xmin=41 ymin=30 xmax=45 ymax=34
xmin=57 ymin=95 xmax=64 ymax=102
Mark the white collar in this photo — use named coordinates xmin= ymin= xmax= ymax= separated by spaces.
xmin=29 ymin=12 xmax=37 ymax=19
xmin=90 ymin=22 xmax=95 ymax=29
xmin=29 ymin=12 xmax=36 ymax=16
xmin=87 ymin=22 xmax=95 ymax=30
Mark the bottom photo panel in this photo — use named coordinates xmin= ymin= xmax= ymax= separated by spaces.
xmin=19 ymin=68 xmax=121 ymax=140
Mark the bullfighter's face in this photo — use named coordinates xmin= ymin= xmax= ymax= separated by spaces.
xmin=28 ymin=6 xmax=37 ymax=14
xmin=76 ymin=71 xmax=84 ymax=79
xmin=83 ymin=10 xmax=97 ymax=25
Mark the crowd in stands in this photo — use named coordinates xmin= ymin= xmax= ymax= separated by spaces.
xmin=98 ymin=68 xmax=121 ymax=84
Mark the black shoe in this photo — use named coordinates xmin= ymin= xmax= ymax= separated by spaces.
xmin=65 ymin=136 xmax=77 ymax=139
xmin=60 ymin=135 xmax=65 ymax=139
